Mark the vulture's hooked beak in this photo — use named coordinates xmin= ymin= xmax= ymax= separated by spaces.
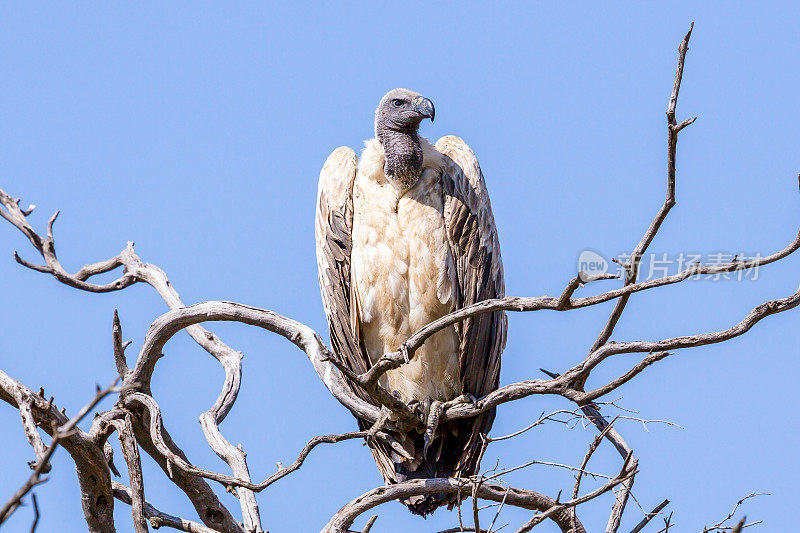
xmin=412 ymin=96 xmax=435 ymax=123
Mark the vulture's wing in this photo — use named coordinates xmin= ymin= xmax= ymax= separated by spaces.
xmin=316 ymin=147 xmax=400 ymax=487
xmin=315 ymin=147 xmax=372 ymax=381
xmin=436 ymin=135 xmax=506 ymax=458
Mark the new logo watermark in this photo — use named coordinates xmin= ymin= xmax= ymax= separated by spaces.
xmin=577 ymin=250 xmax=609 ymax=277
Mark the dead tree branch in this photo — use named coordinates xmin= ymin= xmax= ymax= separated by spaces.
xmin=111 ymin=482 xmax=219 ymax=533
xmin=322 ymin=478 xmax=583 ymax=533
xmin=0 ymin=378 xmax=120 ymax=531
xmin=590 ymin=22 xmax=694 ymax=353
xmin=629 ymin=499 xmax=670 ymax=533
xmin=702 ymin=493 xmax=768 ymax=533
xmin=108 ymin=414 xmax=148 ymax=533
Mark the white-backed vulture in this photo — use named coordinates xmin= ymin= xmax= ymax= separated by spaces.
xmin=315 ymin=88 xmax=506 ymax=515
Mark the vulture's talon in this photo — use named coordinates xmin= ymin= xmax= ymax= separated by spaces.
xmin=406 ymin=399 xmax=424 ymax=419
xmin=364 ymin=432 xmax=376 ymax=448
xmin=364 ymin=428 xmax=376 ymax=448
xmin=423 ymin=400 xmax=444 ymax=456
xmin=445 ymin=394 xmax=478 ymax=409
xmin=366 ymin=407 xmax=391 ymax=448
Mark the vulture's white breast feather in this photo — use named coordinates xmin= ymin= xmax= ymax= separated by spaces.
xmin=350 ymin=138 xmax=460 ymax=402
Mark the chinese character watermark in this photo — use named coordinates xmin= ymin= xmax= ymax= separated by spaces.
xmin=576 ymin=250 xmax=763 ymax=282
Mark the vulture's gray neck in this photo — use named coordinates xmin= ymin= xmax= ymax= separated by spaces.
xmin=377 ymin=128 xmax=423 ymax=192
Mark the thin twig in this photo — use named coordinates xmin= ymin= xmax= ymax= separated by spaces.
xmin=629 ymin=499 xmax=670 ymax=533
xmin=29 ymin=493 xmax=39 ymax=533
xmin=702 ymin=493 xmax=768 ymax=532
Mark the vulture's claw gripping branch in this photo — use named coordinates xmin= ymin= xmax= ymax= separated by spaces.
xmin=423 ymin=401 xmax=443 ymax=456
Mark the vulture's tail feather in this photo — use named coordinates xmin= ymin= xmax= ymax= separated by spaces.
xmin=358 ymin=409 xmax=496 ymax=517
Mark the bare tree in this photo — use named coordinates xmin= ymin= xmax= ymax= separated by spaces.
xmin=1 ymin=25 xmax=796 ymax=533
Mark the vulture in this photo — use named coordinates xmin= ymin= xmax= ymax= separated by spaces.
xmin=315 ymin=88 xmax=506 ymax=515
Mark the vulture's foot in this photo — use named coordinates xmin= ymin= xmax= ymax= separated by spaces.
xmin=423 ymin=400 xmax=444 ymax=456
xmin=444 ymin=394 xmax=478 ymax=409
xmin=365 ymin=406 xmax=391 ymax=449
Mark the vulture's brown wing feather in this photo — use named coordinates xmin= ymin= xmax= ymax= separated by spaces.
xmin=315 ymin=147 xmax=400 ymax=489
xmin=436 ymin=135 xmax=506 ymax=475
xmin=315 ymin=147 xmax=372 ymax=380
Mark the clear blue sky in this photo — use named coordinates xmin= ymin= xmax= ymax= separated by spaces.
xmin=1 ymin=3 xmax=798 ymax=532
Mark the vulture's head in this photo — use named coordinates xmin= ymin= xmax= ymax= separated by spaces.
xmin=374 ymin=88 xmax=435 ymax=136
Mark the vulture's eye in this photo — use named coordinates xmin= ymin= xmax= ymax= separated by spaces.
xmin=392 ymin=99 xmax=404 ymax=108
